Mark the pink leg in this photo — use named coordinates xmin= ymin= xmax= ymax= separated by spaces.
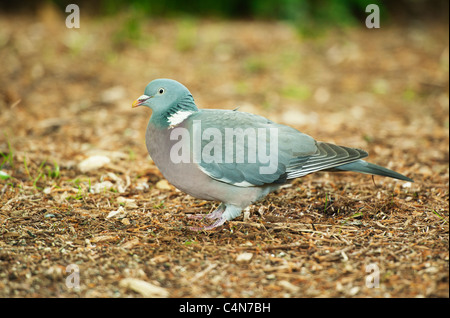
xmin=189 ymin=216 xmax=227 ymax=231
xmin=187 ymin=203 xmax=226 ymax=220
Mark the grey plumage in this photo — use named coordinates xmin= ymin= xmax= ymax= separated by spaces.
xmin=133 ymin=79 xmax=413 ymax=230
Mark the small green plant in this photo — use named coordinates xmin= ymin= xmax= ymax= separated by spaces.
xmin=33 ymin=163 xmax=46 ymax=189
xmin=339 ymin=210 xmax=364 ymax=228
xmin=23 ymin=156 xmax=30 ymax=178
xmin=324 ymin=192 xmax=329 ymax=212
xmin=23 ymin=156 xmax=46 ymax=190
xmin=66 ymin=185 xmax=85 ymax=201
xmin=350 ymin=211 xmax=364 ymax=219
xmin=0 ymin=140 xmax=14 ymax=169
xmin=46 ymin=161 xmax=60 ymax=179
xmin=70 ymin=178 xmax=81 ymax=187
xmin=153 ymin=201 xmax=165 ymax=209
xmin=432 ymin=210 xmax=448 ymax=223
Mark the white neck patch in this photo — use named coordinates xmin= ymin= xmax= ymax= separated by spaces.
xmin=167 ymin=110 xmax=194 ymax=128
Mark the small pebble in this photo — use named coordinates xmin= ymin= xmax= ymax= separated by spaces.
xmin=78 ymin=155 xmax=111 ymax=173
xmin=235 ymin=252 xmax=253 ymax=264
xmin=119 ymin=278 xmax=169 ymax=297
xmin=156 ymin=179 xmax=172 ymax=190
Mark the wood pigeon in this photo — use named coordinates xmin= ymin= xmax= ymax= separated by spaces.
xmin=132 ymin=79 xmax=413 ymax=231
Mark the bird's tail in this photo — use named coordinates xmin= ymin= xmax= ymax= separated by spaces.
xmin=331 ymin=159 xmax=413 ymax=182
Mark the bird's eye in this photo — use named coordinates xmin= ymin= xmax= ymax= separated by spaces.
xmin=158 ymin=88 xmax=165 ymax=94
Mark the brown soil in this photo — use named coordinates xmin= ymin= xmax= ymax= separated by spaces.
xmin=0 ymin=7 xmax=448 ymax=297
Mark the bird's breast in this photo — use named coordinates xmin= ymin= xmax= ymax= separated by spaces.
xmin=144 ymin=123 xmax=275 ymax=206
xmin=145 ymin=124 xmax=216 ymax=200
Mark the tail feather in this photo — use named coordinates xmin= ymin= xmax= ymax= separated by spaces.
xmin=331 ymin=159 xmax=413 ymax=182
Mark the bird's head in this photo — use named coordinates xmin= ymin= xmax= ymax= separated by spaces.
xmin=132 ymin=78 xmax=190 ymax=109
xmin=132 ymin=79 xmax=198 ymax=127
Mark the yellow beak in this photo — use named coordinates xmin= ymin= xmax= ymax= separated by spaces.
xmin=132 ymin=94 xmax=151 ymax=108
xmin=131 ymin=99 xmax=141 ymax=108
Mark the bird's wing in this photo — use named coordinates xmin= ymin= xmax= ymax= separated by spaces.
xmin=186 ymin=110 xmax=368 ymax=187
xmin=285 ymin=142 xmax=369 ymax=179
xmin=186 ymin=109 xmax=318 ymax=187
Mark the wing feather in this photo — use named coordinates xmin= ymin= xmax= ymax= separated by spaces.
xmin=185 ymin=109 xmax=368 ymax=187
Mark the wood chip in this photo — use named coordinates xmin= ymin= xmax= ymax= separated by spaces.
xmin=235 ymin=252 xmax=253 ymax=264
xmin=119 ymin=278 xmax=169 ymax=298
xmin=156 ymin=179 xmax=172 ymax=190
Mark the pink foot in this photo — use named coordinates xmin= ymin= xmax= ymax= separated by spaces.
xmin=189 ymin=217 xmax=227 ymax=231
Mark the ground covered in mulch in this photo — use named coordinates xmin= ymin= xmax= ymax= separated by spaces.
xmin=0 ymin=6 xmax=448 ymax=298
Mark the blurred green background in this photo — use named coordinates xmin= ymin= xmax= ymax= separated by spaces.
xmin=1 ymin=0 xmax=448 ymax=26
